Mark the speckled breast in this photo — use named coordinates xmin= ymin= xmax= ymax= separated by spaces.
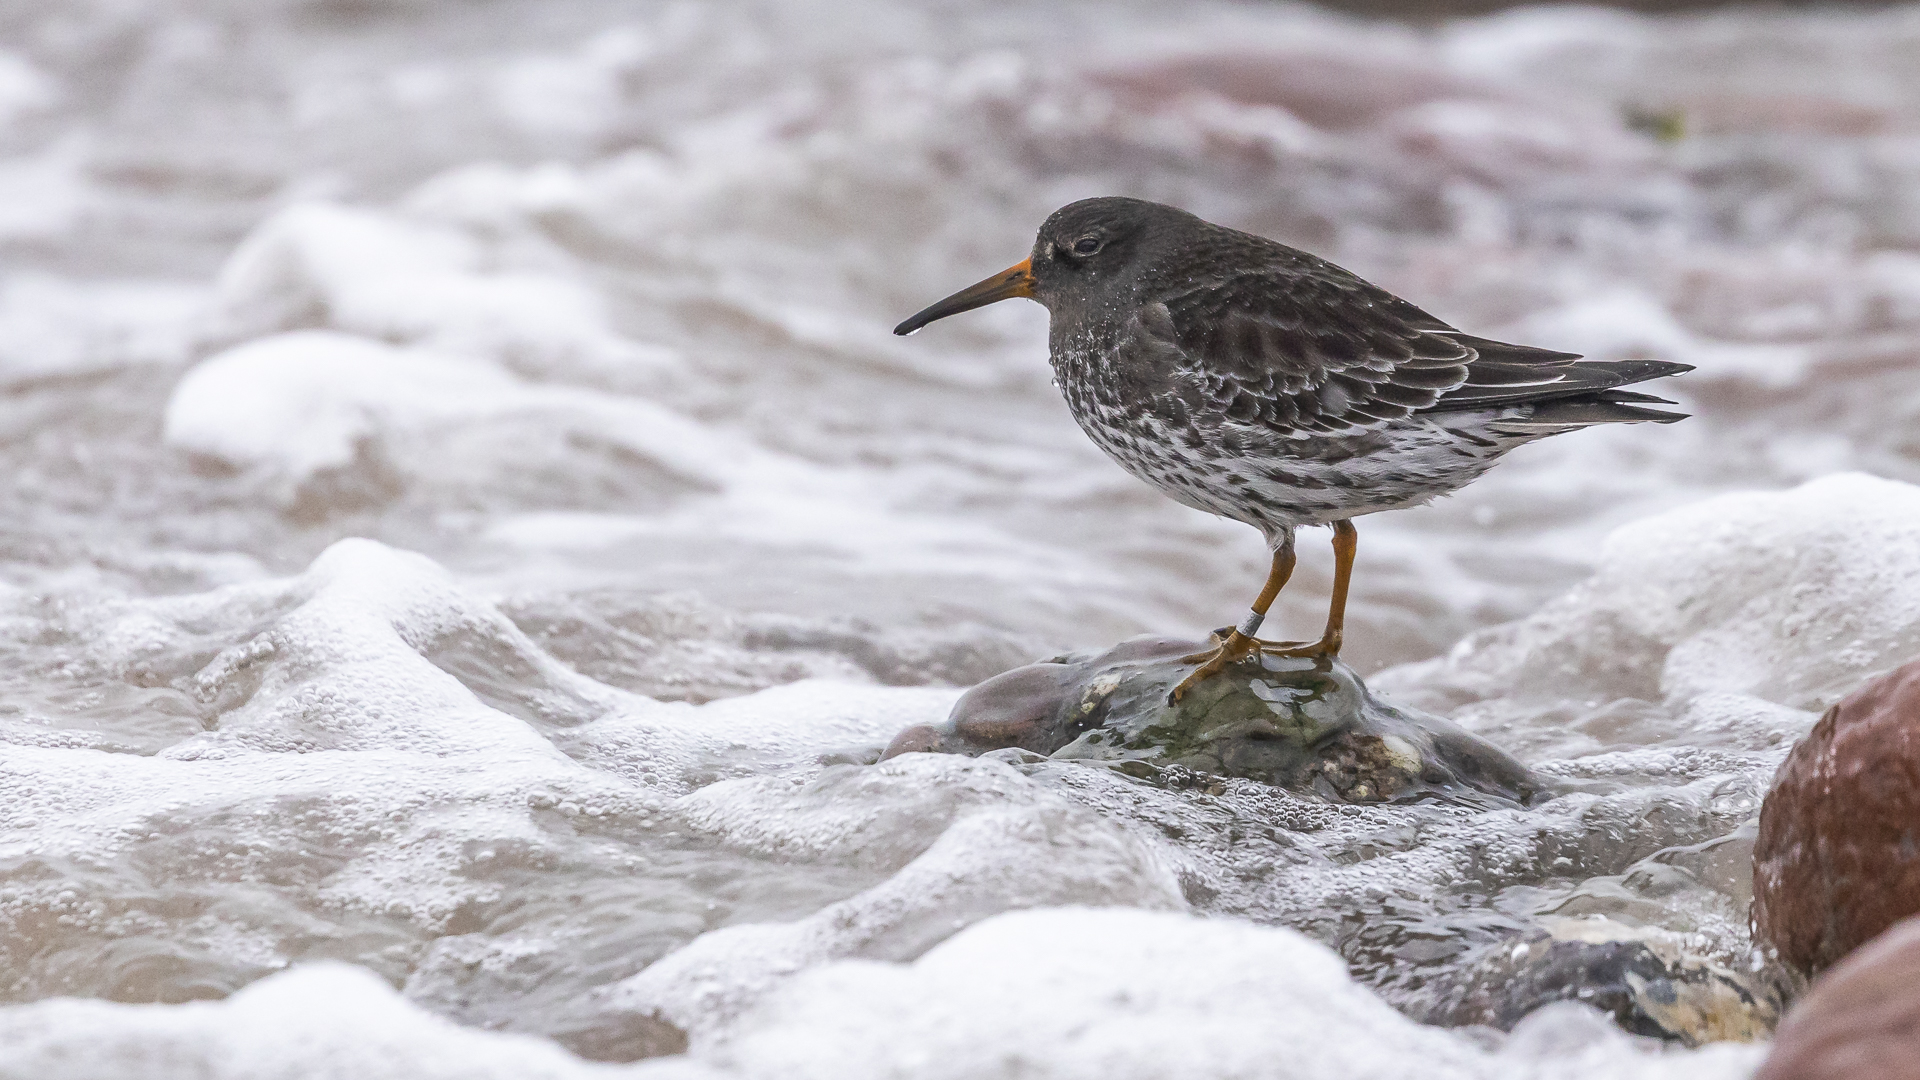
xmin=1048 ymin=336 xmax=1512 ymax=537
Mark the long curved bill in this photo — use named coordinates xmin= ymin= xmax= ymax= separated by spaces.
xmin=893 ymin=259 xmax=1035 ymax=336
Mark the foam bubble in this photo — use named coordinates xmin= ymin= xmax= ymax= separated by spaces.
xmin=209 ymin=203 xmax=675 ymax=379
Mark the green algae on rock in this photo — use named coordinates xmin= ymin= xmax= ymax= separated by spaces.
xmin=883 ymin=636 xmax=1537 ymax=806
xmin=1419 ymin=916 xmax=1789 ymax=1047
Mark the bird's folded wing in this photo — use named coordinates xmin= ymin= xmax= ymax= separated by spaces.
xmin=1141 ymin=267 xmax=1480 ymax=436
xmin=1137 ymin=264 xmax=1653 ymax=436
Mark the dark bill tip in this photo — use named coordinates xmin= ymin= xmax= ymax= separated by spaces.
xmin=893 ymin=258 xmax=1035 ymax=336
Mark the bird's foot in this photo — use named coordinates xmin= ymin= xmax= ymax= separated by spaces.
xmin=1168 ymin=630 xmax=1321 ymax=703
xmin=1253 ymin=635 xmax=1340 ymax=661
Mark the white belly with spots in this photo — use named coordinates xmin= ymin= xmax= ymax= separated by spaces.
xmin=1073 ymin=406 xmax=1527 ymax=541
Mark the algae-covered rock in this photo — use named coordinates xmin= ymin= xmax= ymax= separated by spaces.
xmin=1420 ymin=916 xmax=1788 ymax=1047
xmin=883 ymin=636 xmax=1536 ymax=806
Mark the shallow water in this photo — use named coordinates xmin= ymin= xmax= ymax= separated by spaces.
xmin=4 ymin=0 xmax=1920 ymax=1075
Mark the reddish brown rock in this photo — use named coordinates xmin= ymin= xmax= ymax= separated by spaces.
xmin=1755 ymin=916 xmax=1920 ymax=1080
xmin=1752 ymin=657 xmax=1920 ymax=977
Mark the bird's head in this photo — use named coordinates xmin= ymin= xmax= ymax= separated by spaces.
xmin=893 ymin=197 xmax=1197 ymax=335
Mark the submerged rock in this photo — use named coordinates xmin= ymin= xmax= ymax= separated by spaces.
xmin=1756 ymin=916 xmax=1920 ymax=1080
xmin=1753 ymin=656 xmax=1920 ymax=977
xmin=549 ymin=1010 xmax=689 ymax=1063
xmin=883 ymin=636 xmax=1537 ymax=806
xmin=1422 ymin=916 xmax=1785 ymax=1047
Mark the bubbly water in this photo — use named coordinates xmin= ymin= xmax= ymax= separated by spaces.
xmin=6 ymin=0 xmax=1920 ymax=1075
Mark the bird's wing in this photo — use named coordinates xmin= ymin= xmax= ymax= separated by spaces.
xmin=1143 ymin=263 xmax=1490 ymax=436
xmin=1139 ymin=245 xmax=1678 ymax=436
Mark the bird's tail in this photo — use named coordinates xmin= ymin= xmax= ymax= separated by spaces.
xmin=1482 ymin=361 xmax=1691 ymax=435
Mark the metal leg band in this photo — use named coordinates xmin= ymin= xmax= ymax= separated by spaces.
xmin=1235 ymin=609 xmax=1265 ymax=638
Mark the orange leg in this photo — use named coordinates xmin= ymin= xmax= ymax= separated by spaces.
xmin=1168 ymin=520 xmax=1357 ymax=703
xmin=1266 ymin=518 xmax=1356 ymax=659
xmin=1169 ymin=541 xmax=1299 ymax=702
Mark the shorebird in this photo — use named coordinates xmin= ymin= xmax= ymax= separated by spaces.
xmin=895 ymin=197 xmax=1688 ymax=701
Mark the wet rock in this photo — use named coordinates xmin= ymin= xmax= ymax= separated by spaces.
xmin=1756 ymin=916 xmax=1920 ymax=1080
xmin=1424 ymin=916 xmax=1784 ymax=1047
xmin=1752 ymin=657 xmax=1920 ymax=977
xmin=882 ymin=636 xmax=1537 ymax=806
xmin=548 ymin=1009 xmax=689 ymax=1063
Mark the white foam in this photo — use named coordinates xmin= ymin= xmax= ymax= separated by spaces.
xmin=1439 ymin=7 xmax=1650 ymax=80
xmin=164 ymin=331 xmax=469 ymax=477
xmin=0 ymin=537 xmax=962 ymax=928
xmin=493 ymin=27 xmax=656 ymax=139
xmin=1384 ymin=473 xmax=1920 ymax=717
xmin=0 ymin=962 xmax=720 ymax=1080
xmin=608 ymin=766 xmax=1186 ymax=1037
xmin=0 ymin=136 xmax=85 ymax=242
xmin=700 ymin=908 xmax=1764 ymax=1080
xmin=0 ymin=272 xmax=204 ymax=382
xmin=0 ymin=504 xmax=1785 ymax=1073
xmin=0 ymin=49 xmax=55 ymax=129
xmin=0 ymin=916 xmax=1764 ymax=1080
xmin=209 ymin=203 xmax=673 ymax=377
xmin=162 ymin=330 xmax=720 ymax=489
xmin=162 ymin=320 xmax=1088 ymax=593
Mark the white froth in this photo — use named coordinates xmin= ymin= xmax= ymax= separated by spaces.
xmin=493 ymin=28 xmax=657 ymax=139
xmin=0 ymin=137 xmax=86 ymax=242
xmin=0 ymin=920 xmax=1764 ymax=1080
xmin=165 ymin=332 xmax=473 ymax=477
xmin=0 ymin=537 xmax=960 ymax=941
xmin=163 ymin=331 xmax=722 ymax=491
xmin=1389 ymin=473 xmax=1920 ymax=718
xmin=0 ymin=963 xmax=717 ymax=1080
xmin=614 ymin=771 xmax=1186 ymax=1038
xmin=0 ymin=272 xmax=204 ymax=382
xmin=702 ymin=908 xmax=1764 ymax=1080
xmin=210 ymin=203 xmax=674 ymax=377
xmin=0 ymin=50 xmax=55 ymax=129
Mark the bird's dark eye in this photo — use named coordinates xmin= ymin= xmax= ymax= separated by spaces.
xmin=1073 ymin=236 xmax=1102 ymax=255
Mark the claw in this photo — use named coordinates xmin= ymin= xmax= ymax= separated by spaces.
xmin=1257 ymin=636 xmax=1340 ymax=661
xmin=1168 ymin=630 xmax=1259 ymax=702
xmin=1168 ymin=633 xmax=1337 ymax=704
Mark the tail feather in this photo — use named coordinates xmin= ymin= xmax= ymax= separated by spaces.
xmin=1485 ymin=388 xmax=1689 ymax=435
xmin=1418 ymin=330 xmax=1691 ymax=434
xmin=1593 ymin=389 xmax=1678 ymax=406
xmin=1441 ymin=349 xmax=1694 ymax=411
